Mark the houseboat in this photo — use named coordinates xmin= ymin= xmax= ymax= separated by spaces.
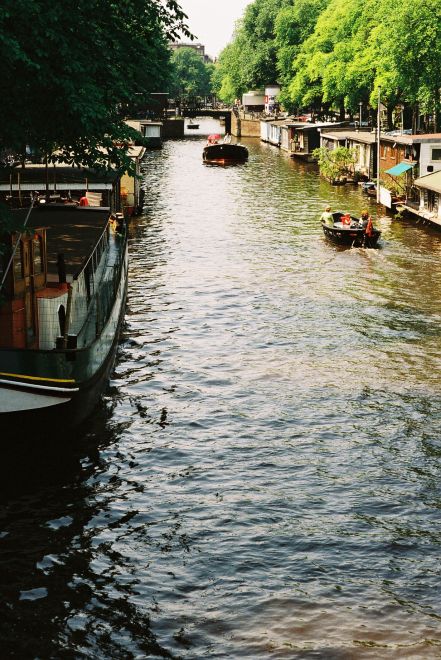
xmin=125 ymin=119 xmax=163 ymax=149
xmin=260 ymin=119 xmax=288 ymax=147
xmin=320 ymin=129 xmax=377 ymax=180
xmin=119 ymin=145 xmax=146 ymax=217
xmin=286 ymin=123 xmax=322 ymax=161
xmin=399 ymin=170 xmax=441 ymax=227
xmin=0 ymin=201 xmax=128 ymax=435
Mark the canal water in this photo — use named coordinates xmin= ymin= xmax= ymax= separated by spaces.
xmin=2 ymin=118 xmax=441 ymax=658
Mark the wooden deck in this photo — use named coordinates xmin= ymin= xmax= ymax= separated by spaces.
xmin=12 ymin=205 xmax=110 ymax=276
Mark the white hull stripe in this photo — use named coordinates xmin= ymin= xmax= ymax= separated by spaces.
xmin=0 ymin=378 xmax=79 ymax=394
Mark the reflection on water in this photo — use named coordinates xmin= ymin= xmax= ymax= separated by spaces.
xmin=1 ymin=118 xmax=441 ymax=658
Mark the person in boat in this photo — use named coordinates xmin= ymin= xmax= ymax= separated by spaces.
xmin=320 ymin=205 xmax=333 ymax=225
xmin=360 ymin=210 xmax=374 ymax=236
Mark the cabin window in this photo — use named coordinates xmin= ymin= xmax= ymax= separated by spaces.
xmin=431 ymin=147 xmax=441 ymax=161
xmin=144 ymin=125 xmax=159 ymax=138
xmin=13 ymin=241 xmax=23 ymax=279
xmin=33 ymin=234 xmax=43 ymax=273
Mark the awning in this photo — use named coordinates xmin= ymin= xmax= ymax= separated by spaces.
xmin=385 ymin=161 xmax=416 ymax=176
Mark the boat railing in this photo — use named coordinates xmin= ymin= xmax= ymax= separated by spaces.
xmin=66 ymin=218 xmax=126 ymax=347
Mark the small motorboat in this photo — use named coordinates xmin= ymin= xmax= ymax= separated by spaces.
xmin=203 ymin=134 xmax=248 ymax=165
xmin=321 ymin=211 xmax=381 ymax=248
xmin=361 ymin=181 xmax=377 ymax=196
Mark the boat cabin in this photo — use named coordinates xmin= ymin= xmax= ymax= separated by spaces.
xmin=0 ymin=205 xmax=113 ymax=351
xmin=399 ymin=170 xmax=441 ymax=227
xmin=320 ymin=129 xmax=377 ymax=179
xmin=0 ymin=228 xmax=47 ymax=349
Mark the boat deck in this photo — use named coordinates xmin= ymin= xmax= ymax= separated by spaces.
xmin=12 ymin=205 xmax=110 ymax=278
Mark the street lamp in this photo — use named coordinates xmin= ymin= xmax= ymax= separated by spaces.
xmin=359 ymin=102 xmax=363 ymax=127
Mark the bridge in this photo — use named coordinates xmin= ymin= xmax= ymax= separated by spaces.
xmin=179 ymin=107 xmax=232 ymax=132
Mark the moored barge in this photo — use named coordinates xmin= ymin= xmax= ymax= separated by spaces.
xmin=0 ymin=203 xmax=128 ymax=435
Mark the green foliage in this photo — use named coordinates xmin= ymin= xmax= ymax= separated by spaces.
xmin=0 ymin=202 xmax=25 ymax=295
xmin=313 ymin=146 xmax=357 ymax=180
xmin=376 ymin=0 xmax=441 ymax=123
xmin=170 ymin=48 xmax=213 ymax=99
xmin=275 ymin=0 xmax=326 ymax=106
xmin=215 ymin=0 xmax=441 ymax=125
xmin=0 ymin=0 xmax=191 ymax=171
xmin=213 ymin=0 xmax=290 ymax=102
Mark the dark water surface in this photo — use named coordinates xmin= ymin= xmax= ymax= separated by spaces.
xmin=2 ymin=119 xmax=441 ymax=658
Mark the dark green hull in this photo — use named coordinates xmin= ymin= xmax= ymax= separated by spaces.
xmin=0 ymin=239 xmax=128 ymax=438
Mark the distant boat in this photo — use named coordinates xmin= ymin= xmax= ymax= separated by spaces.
xmin=0 ymin=202 xmax=128 ymax=434
xmin=203 ymin=134 xmax=248 ymax=165
xmin=321 ymin=211 xmax=381 ymax=248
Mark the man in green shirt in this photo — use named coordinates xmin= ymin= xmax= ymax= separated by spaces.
xmin=320 ymin=205 xmax=333 ymax=225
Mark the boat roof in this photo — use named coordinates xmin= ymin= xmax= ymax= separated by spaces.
xmin=321 ymin=130 xmax=376 ymax=144
xmin=320 ymin=129 xmax=441 ymax=145
xmin=11 ymin=205 xmax=110 ymax=277
xmin=414 ymin=170 xmax=441 ymax=194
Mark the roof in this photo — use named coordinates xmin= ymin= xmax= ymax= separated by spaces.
xmin=125 ymin=119 xmax=163 ymax=133
xmin=381 ymin=133 xmax=441 ymax=145
xmin=385 ymin=161 xmax=416 ymax=176
xmin=321 ymin=130 xmax=376 ymax=144
xmin=414 ymin=170 xmax=441 ymax=194
xmin=320 ymin=130 xmax=441 ymax=146
xmin=0 ymin=165 xmax=118 ymax=187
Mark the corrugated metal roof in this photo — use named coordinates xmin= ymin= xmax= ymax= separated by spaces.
xmin=414 ymin=170 xmax=441 ymax=194
xmin=320 ymin=130 xmax=376 ymax=144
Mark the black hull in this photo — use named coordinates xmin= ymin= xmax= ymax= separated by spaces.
xmin=203 ymin=143 xmax=248 ymax=163
xmin=322 ymin=224 xmax=381 ymax=247
xmin=322 ymin=212 xmax=381 ymax=248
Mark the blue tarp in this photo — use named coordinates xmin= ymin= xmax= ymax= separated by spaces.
xmin=385 ymin=161 xmax=416 ymax=176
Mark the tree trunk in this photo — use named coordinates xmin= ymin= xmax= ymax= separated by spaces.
xmin=435 ymin=89 xmax=441 ymax=132
xmin=411 ymin=105 xmax=417 ymax=134
xmin=386 ymin=104 xmax=394 ymax=131
xmin=339 ymin=102 xmax=345 ymax=121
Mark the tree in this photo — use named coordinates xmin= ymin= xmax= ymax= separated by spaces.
xmin=376 ymin=0 xmax=441 ymax=130
xmin=313 ymin=146 xmax=357 ymax=181
xmin=213 ymin=0 xmax=290 ymax=103
xmin=274 ymin=0 xmax=326 ymax=111
xmin=170 ymin=48 xmax=213 ymax=100
xmin=0 ymin=0 xmax=191 ymax=172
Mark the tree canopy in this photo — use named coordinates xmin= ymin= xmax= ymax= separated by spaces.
xmin=212 ymin=0 xmax=290 ymax=104
xmin=0 ymin=0 xmax=191 ymax=171
xmin=170 ymin=48 xmax=214 ymax=100
xmin=213 ymin=0 xmax=441 ymax=129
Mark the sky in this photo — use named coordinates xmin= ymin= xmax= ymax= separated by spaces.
xmin=176 ymin=0 xmax=251 ymax=58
